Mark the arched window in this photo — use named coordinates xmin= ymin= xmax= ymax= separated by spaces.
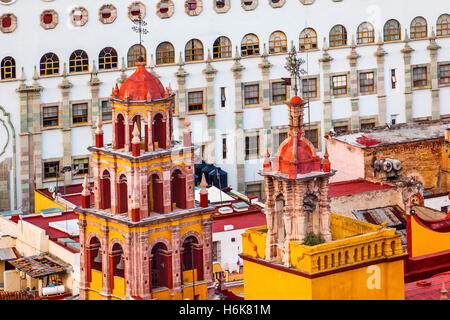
xmin=411 ymin=16 xmax=428 ymax=39
xmin=384 ymin=19 xmax=401 ymax=42
xmin=357 ymin=22 xmax=375 ymax=44
xmin=100 ymin=170 xmax=111 ymax=210
xmin=151 ymin=243 xmax=171 ymax=289
xmin=437 ymin=14 xmax=450 ymax=37
xmin=156 ymin=42 xmax=175 ymax=65
xmin=213 ymin=36 xmax=232 ymax=59
xmin=152 ymin=113 xmax=167 ymax=149
xmin=98 ymin=47 xmax=118 ymax=70
xmin=88 ymin=237 xmax=102 ymax=277
xmin=329 ymin=25 xmax=347 ymax=48
xmin=241 ymin=33 xmax=260 ymax=56
xmin=299 ymin=28 xmax=318 ymax=51
xmin=127 ymin=44 xmax=147 ymax=68
xmin=1 ymin=56 xmax=15 ymax=80
xmin=117 ymin=174 xmax=128 ymax=214
xmin=269 ymin=30 xmax=287 ymax=54
xmin=40 ymin=52 xmax=59 ymax=76
xmin=148 ymin=173 xmax=163 ymax=213
xmin=69 ymin=49 xmax=89 ymax=73
xmin=171 ymin=169 xmax=186 ymax=209
xmin=185 ymin=39 xmax=204 ymax=62
xmin=182 ymin=236 xmax=203 ymax=282
xmin=110 ymin=243 xmax=124 ymax=290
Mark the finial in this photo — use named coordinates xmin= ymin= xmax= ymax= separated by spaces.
xmin=132 ymin=124 xmax=140 ymax=144
xmin=19 ymin=66 xmax=25 ymax=82
xmin=351 ymin=34 xmax=356 ymax=47
xmin=323 ymin=37 xmax=329 ymax=51
xmin=183 ymin=115 xmax=191 ymax=132
xmin=178 ymin=51 xmax=185 ymax=67
xmin=234 ymin=46 xmax=241 ymax=59
xmin=200 ymin=173 xmax=208 ymax=195
xmin=95 ymin=114 xmax=103 ymax=135
xmin=150 ymin=54 xmax=156 ymax=68
xmin=262 ymin=43 xmax=268 ymax=57
xmin=121 ymin=57 xmax=126 ymax=72
xmin=206 ymin=49 xmax=212 ymax=63
xmin=32 ymin=65 xmax=39 ymax=81
xmin=91 ymin=60 xmax=98 ymax=74
xmin=81 ymin=175 xmax=90 ymax=197
xmin=404 ymin=29 xmax=410 ymax=42
xmin=62 ymin=63 xmax=68 ymax=78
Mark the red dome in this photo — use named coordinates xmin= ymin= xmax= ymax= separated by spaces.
xmin=118 ymin=62 xmax=165 ymax=101
xmin=290 ymin=96 xmax=303 ymax=104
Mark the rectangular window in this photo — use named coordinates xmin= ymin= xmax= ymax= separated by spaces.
xmin=302 ymin=78 xmax=318 ymax=99
xmin=332 ymin=75 xmax=347 ymax=96
xmin=361 ymin=122 xmax=375 ymax=130
xmin=44 ymin=161 xmax=60 ymax=179
xmin=42 ymin=106 xmax=59 ymax=127
xmin=101 ymin=100 xmax=112 ymax=121
xmin=334 ymin=125 xmax=348 ymax=134
xmin=391 ymin=69 xmax=397 ymax=89
xmin=271 ymin=82 xmax=287 ymax=102
xmin=439 ymin=64 xmax=450 ymax=85
xmin=220 ymin=87 xmax=226 ymax=107
xmin=245 ymin=135 xmax=259 ymax=159
xmin=188 ymin=91 xmax=203 ymax=112
xmin=413 ymin=66 xmax=428 ymax=88
xmin=222 ymin=137 xmax=227 ymax=159
xmin=73 ymin=158 xmax=89 ymax=176
xmin=305 ymin=128 xmax=319 ymax=148
xmin=246 ymin=183 xmax=262 ymax=200
xmin=360 ymin=72 xmax=375 ymax=93
xmin=274 ymin=131 xmax=287 ymax=150
xmin=212 ymin=241 xmax=221 ymax=262
xmin=244 ymin=84 xmax=259 ymax=105
xmin=72 ymin=103 xmax=88 ymax=124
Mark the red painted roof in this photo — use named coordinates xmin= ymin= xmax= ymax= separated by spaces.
xmin=20 ymin=211 xmax=79 ymax=240
xmin=117 ymin=62 xmax=165 ymax=101
xmin=405 ymin=272 xmax=450 ymax=300
xmin=329 ymin=179 xmax=395 ymax=197
xmin=213 ymin=211 xmax=266 ymax=233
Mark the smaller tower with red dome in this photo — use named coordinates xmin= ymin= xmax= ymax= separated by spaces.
xmin=260 ymin=96 xmax=335 ymax=265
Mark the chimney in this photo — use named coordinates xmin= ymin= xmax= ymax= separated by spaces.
xmin=95 ymin=114 xmax=104 ymax=148
xmin=183 ymin=115 xmax=192 ymax=147
xmin=322 ymin=147 xmax=331 ymax=173
xmin=132 ymin=125 xmax=141 ymax=157
xmin=200 ymin=173 xmax=208 ymax=208
xmin=81 ymin=175 xmax=91 ymax=209
xmin=130 ymin=187 xmax=140 ymax=222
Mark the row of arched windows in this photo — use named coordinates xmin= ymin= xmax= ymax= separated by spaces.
xmin=1 ymin=14 xmax=449 ymax=80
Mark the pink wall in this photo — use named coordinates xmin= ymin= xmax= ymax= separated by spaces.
xmin=327 ymin=138 xmax=365 ymax=183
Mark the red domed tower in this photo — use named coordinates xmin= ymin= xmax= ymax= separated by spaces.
xmin=76 ymin=62 xmax=215 ymax=300
xmin=260 ymin=96 xmax=335 ymax=265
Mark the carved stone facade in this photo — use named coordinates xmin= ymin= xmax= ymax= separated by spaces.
xmin=70 ymin=7 xmax=88 ymax=27
xmin=156 ymin=0 xmax=175 ymax=19
xmin=98 ymin=4 xmax=117 ymax=25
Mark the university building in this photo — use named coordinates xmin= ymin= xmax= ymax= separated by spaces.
xmin=0 ymin=0 xmax=449 ymax=213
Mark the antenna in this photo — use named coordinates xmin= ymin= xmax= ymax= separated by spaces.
xmin=131 ymin=14 xmax=148 ymax=62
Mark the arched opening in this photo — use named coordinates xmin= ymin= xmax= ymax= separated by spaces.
xmin=1 ymin=56 xmax=16 ymax=80
xmin=117 ymin=174 xmax=128 ymax=214
xmin=329 ymin=25 xmax=347 ymax=48
xmin=241 ymin=33 xmax=260 ymax=56
xmin=109 ymin=243 xmax=124 ymax=292
xmin=40 ymin=52 xmax=59 ymax=76
xmin=268 ymin=30 xmax=287 ymax=54
xmin=213 ymin=36 xmax=232 ymax=59
xmin=152 ymin=113 xmax=166 ymax=149
xmin=185 ymin=39 xmax=204 ymax=62
xmin=151 ymin=243 xmax=172 ymax=289
xmin=99 ymin=47 xmax=118 ymax=70
xmin=127 ymin=44 xmax=147 ymax=67
xmin=437 ymin=14 xmax=450 ymax=37
xmin=171 ymin=169 xmax=186 ymax=209
xmin=156 ymin=42 xmax=175 ymax=65
xmin=100 ymin=170 xmax=111 ymax=210
xmin=69 ymin=49 xmax=89 ymax=73
xmin=87 ymin=237 xmax=102 ymax=283
xmin=384 ymin=19 xmax=401 ymax=42
xmin=148 ymin=173 xmax=164 ymax=213
xmin=275 ymin=194 xmax=285 ymax=246
xmin=130 ymin=114 xmax=146 ymax=148
xmin=299 ymin=28 xmax=318 ymax=51
xmin=115 ymin=114 xmax=125 ymax=149
xmin=181 ymin=236 xmax=203 ymax=283
xmin=411 ymin=16 xmax=428 ymax=39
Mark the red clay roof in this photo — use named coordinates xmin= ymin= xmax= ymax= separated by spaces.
xmin=20 ymin=211 xmax=79 ymax=240
xmin=405 ymin=272 xmax=450 ymax=300
xmin=213 ymin=211 xmax=266 ymax=233
xmin=329 ymin=179 xmax=395 ymax=198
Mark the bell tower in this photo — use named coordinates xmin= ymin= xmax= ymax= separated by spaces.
xmin=76 ymin=62 xmax=215 ymax=300
xmin=261 ymin=96 xmax=336 ymax=266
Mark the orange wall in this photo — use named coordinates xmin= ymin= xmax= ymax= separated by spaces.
xmin=410 ymin=215 xmax=450 ymax=257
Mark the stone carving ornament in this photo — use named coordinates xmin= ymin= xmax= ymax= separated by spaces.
xmin=0 ymin=13 xmax=17 ymax=33
xmin=156 ymin=0 xmax=175 ymax=19
xmin=70 ymin=7 xmax=88 ymax=27
xmin=128 ymin=2 xmax=146 ymax=21
xmin=269 ymin=0 xmax=286 ymax=8
xmin=213 ymin=0 xmax=230 ymax=13
xmin=40 ymin=9 xmax=58 ymax=30
xmin=185 ymin=0 xmax=203 ymax=16
xmin=241 ymin=0 xmax=258 ymax=11
xmin=98 ymin=4 xmax=117 ymax=24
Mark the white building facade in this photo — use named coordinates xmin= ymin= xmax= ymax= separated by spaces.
xmin=0 ymin=0 xmax=449 ymax=213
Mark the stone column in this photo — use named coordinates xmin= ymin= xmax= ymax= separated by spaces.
xmin=89 ymin=61 xmax=102 ymax=142
xmin=147 ymin=110 xmax=153 ymax=152
xmin=294 ymin=180 xmax=306 ymax=243
xmin=171 ymin=225 xmax=182 ymax=295
xmin=185 ymin=158 xmax=195 ymax=208
xmin=347 ymin=36 xmax=361 ymax=130
xmin=110 ymin=162 xmax=117 ymax=214
xmin=319 ymin=177 xmax=332 ymax=242
xmin=31 ymin=79 xmax=43 ymax=190
xmin=375 ymin=34 xmax=387 ymax=125
xmin=93 ymin=157 xmax=101 ymax=209
xmin=282 ymin=180 xmax=294 ymax=266
xmin=58 ymin=64 xmax=74 ymax=186
xmin=175 ymin=53 xmax=189 ymax=141
xmin=264 ymin=176 xmax=277 ymax=260
xmin=401 ymin=30 xmax=415 ymax=123
xmin=123 ymin=232 xmax=133 ymax=299
xmin=231 ymin=47 xmax=246 ymax=192
xmin=138 ymin=232 xmax=151 ymax=299
xmin=162 ymin=163 xmax=172 ymax=213
xmin=428 ymin=30 xmax=441 ymax=120
xmin=259 ymin=44 xmax=273 ymax=155
xmin=202 ymin=219 xmax=215 ymax=300
xmin=124 ymin=115 xmax=130 ymax=152
xmin=202 ymin=50 xmax=217 ymax=164
xmin=100 ymin=225 xmax=111 ymax=299
xmin=78 ymin=218 xmax=88 ymax=300
xmin=319 ymin=38 xmax=334 ymax=135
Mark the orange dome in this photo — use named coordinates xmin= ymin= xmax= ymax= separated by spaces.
xmin=290 ymin=96 xmax=303 ymax=104
xmin=117 ymin=62 xmax=165 ymax=101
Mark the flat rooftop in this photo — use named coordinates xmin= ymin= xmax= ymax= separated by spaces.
xmin=329 ymin=179 xmax=395 ymax=197
xmin=332 ymin=119 xmax=450 ymax=148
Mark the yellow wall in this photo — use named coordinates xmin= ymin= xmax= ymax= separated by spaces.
xmin=410 ymin=215 xmax=450 ymax=257
xmin=112 ymin=277 xmax=125 ymax=298
xmin=243 ymin=259 xmax=405 ymax=300
xmin=34 ymin=191 xmax=64 ymax=213
xmin=90 ymin=269 xmax=103 ymax=293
